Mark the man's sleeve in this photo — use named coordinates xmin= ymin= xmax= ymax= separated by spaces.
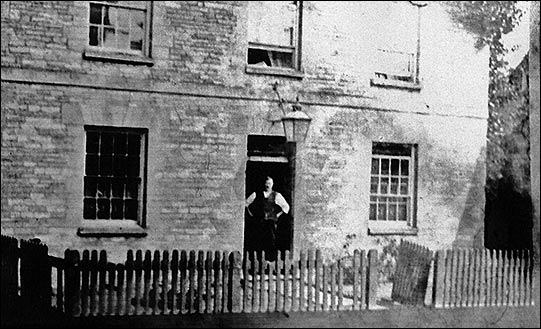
xmin=275 ymin=193 xmax=290 ymax=214
xmin=245 ymin=192 xmax=256 ymax=207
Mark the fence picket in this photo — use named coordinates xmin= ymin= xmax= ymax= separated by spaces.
xmin=222 ymin=251 xmax=229 ymax=313
xmin=360 ymin=250 xmax=367 ymax=310
xmin=338 ymin=258 xmax=344 ymax=311
xmin=170 ymin=250 xmax=179 ymax=315
xmin=315 ymin=250 xmax=322 ymax=312
xmin=162 ymin=251 xmax=170 ymax=315
xmin=268 ymin=261 xmax=275 ymax=312
xmin=525 ymin=250 xmax=531 ymax=306
xmin=188 ymin=251 xmax=196 ymax=314
xmin=467 ymin=249 xmax=474 ymax=307
xmin=179 ymin=250 xmax=188 ymax=314
xmin=330 ymin=262 xmax=336 ymax=311
xmin=307 ymin=250 xmax=314 ymax=312
xmin=251 ymin=251 xmax=259 ymax=313
xmin=134 ymin=251 xmax=143 ymax=315
xmin=107 ymin=262 xmax=116 ymax=315
xmin=151 ymin=251 xmax=160 ymax=315
xmin=276 ymin=252 xmax=283 ymax=312
xmin=284 ymin=250 xmax=291 ymax=312
xmin=206 ymin=251 xmax=213 ymax=314
xmin=116 ymin=263 xmax=125 ymax=315
xmin=125 ymin=251 xmax=134 ymax=315
xmin=243 ymin=252 xmax=250 ymax=313
xmin=299 ymin=251 xmax=306 ymax=312
xmin=213 ymin=251 xmax=222 ymax=313
xmin=259 ymin=251 xmax=266 ymax=312
xmin=291 ymin=252 xmax=298 ymax=312
xmin=472 ymin=249 xmax=480 ymax=307
xmin=81 ymin=250 xmax=90 ymax=316
xmin=511 ymin=250 xmax=519 ymax=307
xmin=322 ymin=263 xmax=329 ymax=312
xmin=197 ymin=250 xmax=205 ymax=314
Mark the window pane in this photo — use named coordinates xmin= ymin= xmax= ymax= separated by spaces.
xmin=97 ymin=199 xmax=111 ymax=219
xmin=111 ymin=199 xmax=124 ymax=219
xmin=101 ymin=133 xmax=113 ymax=155
xmin=398 ymin=203 xmax=408 ymax=221
xmin=89 ymin=4 xmax=102 ymax=24
xmin=270 ymin=50 xmax=293 ymax=68
xmin=377 ymin=198 xmax=387 ymax=221
xmin=380 ymin=177 xmax=389 ymax=194
xmin=371 ymin=158 xmax=379 ymax=175
xmin=86 ymin=131 xmax=100 ymax=154
xmin=388 ymin=202 xmax=397 ymax=221
xmin=103 ymin=6 xmax=116 ymax=26
xmin=124 ymin=200 xmax=138 ymax=220
xmin=112 ymin=156 xmax=127 ymax=176
xmin=391 ymin=159 xmax=399 ymax=175
xmin=126 ymin=180 xmax=138 ymax=199
xmin=97 ymin=177 xmax=111 ymax=198
xmin=83 ymin=198 xmax=96 ymax=219
xmin=85 ymin=155 xmax=99 ymax=176
xmin=89 ymin=26 xmax=100 ymax=46
xmin=369 ymin=203 xmax=377 ymax=221
xmin=100 ymin=156 xmax=112 ymax=176
xmin=390 ymin=177 xmax=399 ymax=194
xmin=117 ymin=8 xmax=130 ymax=29
xmin=103 ymin=27 xmax=116 ymax=48
xmin=370 ymin=176 xmax=379 ymax=194
xmin=401 ymin=159 xmax=409 ymax=175
xmin=114 ymin=133 xmax=127 ymax=155
xmin=127 ymin=134 xmax=141 ymax=155
xmin=118 ymin=30 xmax=130 ymax=49
xmin=130 ymin=10 xmax=145 ymax=50
xmin=381 ymin=159 xmax=389 ymax=175
xmin=84 ymin=177 xmax=97 ymax=197
xmin=127 ymin=158 xmax=140 ymax=177
xmin=111 ymin=178 xmax=125 ymax=198
xmin=400 ymin=178 xmax=409 ymax=195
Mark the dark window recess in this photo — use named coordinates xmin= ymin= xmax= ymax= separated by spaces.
xmin=247 ymin=48 xmax=294 ymax=69
xmin=247 ymin=135 xmax=287 ymax=157
xmin=83 ymin=126 xmax=145 ymax=221
xmin=372 ymin=142 xmax=412 ymax=156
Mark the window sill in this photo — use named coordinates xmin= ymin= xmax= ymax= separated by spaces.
xmin=368 ymin=227 xmax=418 ymax=236
xmin=83 ymin=48 xmax=154 ymax=66
xmin=77 ymin=221 xmax=147 ymax=238
xmin=370 ymin=77 xmax=422 ymax=91
xmin=245 ymin=65 xmax=304 ymax=79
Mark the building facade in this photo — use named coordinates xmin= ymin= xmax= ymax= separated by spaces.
xmin=1 ymin=1 xmax=489 ymax=261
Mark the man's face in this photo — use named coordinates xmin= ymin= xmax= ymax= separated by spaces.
xmin=264 ymin=178 xmax=273 ymax=191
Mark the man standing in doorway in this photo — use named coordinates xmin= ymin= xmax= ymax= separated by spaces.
xmin=245 ymin=176 xmax=290 ymax=261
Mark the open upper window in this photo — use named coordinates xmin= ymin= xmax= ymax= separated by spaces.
xmin=246 ymin=1 xmax=303 ymax=78
xmin=371 ymin=1 xmax=424 ymax=89
xmin=368 ymin=142 xmax=418 ymax=235
xmin=84 ymin=1 xmax=153 ymax=65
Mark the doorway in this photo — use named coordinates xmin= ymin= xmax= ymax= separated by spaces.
xmin=244 ymin=135 xmax=295 ymax=257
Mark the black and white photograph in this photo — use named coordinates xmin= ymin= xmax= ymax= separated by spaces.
xmin=1 ymin=1 xmax=539 ymax=327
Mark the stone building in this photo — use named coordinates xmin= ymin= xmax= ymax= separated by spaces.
xmin=1 ymin=1 xmax=489 ymax=262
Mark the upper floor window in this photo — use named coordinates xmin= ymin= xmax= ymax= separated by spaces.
xmin=83 ymin=126 xmax=147 ymax=227
xmin=369 ymin=142 xmax=417 ymax=235
xmin=246 ymin=1 xmax=303 ymax=78
xmin=87 ymin=1 xmax=152 ymax=58
xmin=372 ymin=1 xmax=424 ymax=89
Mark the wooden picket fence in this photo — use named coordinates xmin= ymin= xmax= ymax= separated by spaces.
xmin=0 ymin=235 xmax=380 ymax=317
xmin=432 ymin=248 xmax=535 ymax=308
xmin=391 ymin=240 xmax=433 ymax=305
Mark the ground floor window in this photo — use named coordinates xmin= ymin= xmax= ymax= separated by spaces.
xmin=369 ymin=142 xmax=417 ymax=232
xmin=83 ymin=125 xmax=147 ymax=226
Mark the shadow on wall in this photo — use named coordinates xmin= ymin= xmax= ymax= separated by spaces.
xmin=484 ymin=161 xmax=533 ymax=251
xmin=453 ymin=151 xmax=487 ymax=249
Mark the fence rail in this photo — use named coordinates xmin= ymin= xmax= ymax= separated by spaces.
xmin=0 ymin=235 xmax=379 ymax=317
